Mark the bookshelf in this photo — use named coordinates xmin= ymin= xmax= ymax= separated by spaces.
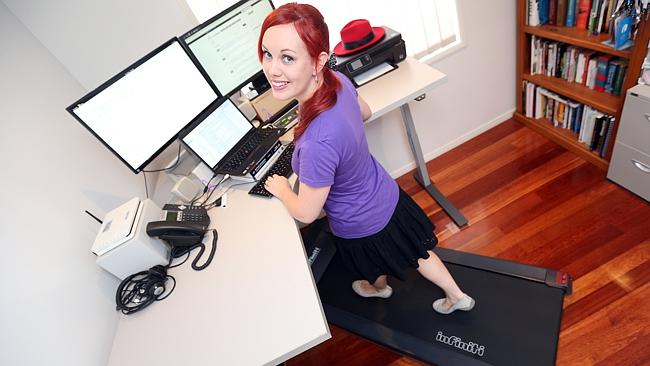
xmin=515 ymin=1 xmax=650 ymax=170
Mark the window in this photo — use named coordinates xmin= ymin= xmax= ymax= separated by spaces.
xmin=183 ymin=0 xmax=462 ymax=62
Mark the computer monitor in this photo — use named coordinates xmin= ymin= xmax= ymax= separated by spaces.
xmin=67 ymin=38 xmax=218 ymax=173
xmin=180 ymin=0 xmax=274 ymax=97
xmin=180 ymin=98 xmax=254 ymax=170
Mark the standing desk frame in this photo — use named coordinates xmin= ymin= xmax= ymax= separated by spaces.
xmin=358 ymin=58 xmax=467 ymax=227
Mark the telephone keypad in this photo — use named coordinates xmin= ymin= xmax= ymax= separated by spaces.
xmin=162 ymin=204 xmax=210 ymax=226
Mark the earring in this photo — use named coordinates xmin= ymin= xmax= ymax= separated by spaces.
xmin=313 ymin=73 xmax=318 ymax=84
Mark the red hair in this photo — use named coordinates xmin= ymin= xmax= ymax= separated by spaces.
xmin=258 ymin=3 xmax=340 ymax=140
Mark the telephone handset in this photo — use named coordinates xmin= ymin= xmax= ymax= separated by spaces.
xmin=146 ymin=204 xmax=210 ymax=247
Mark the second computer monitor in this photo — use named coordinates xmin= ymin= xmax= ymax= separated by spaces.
xmin=180 ymin=0 xmax=274 ymax=97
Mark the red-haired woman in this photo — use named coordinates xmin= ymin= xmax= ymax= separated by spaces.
xmin=260 ymin=3 xmax=474 ymax=314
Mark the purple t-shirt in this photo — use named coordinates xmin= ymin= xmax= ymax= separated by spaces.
xmin=291 ymin=72 xmax=399 ymax=239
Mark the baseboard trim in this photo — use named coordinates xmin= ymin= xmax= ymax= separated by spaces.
xmin=390 ymin=108 xmax=516 ymax=178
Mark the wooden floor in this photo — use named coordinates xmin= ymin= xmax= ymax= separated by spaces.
xmin=288 ymin=119 xmax=650 ymax=366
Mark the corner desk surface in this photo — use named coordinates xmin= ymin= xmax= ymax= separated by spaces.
xmin=108 ymin=189 xmax=329 ymax=366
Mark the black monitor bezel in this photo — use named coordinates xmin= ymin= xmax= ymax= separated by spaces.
xmin=66 ymin=38 xmax=218 ymax=174
xmin=178 ymin=0 xmax=275 ymax=98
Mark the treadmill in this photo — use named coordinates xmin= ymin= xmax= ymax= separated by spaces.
xmin=312 ymin=239 xmax=572 ymax=366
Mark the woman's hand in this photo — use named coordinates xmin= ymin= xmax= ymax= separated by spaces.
xmin=264 ymin=174 xmax=292 ymax=199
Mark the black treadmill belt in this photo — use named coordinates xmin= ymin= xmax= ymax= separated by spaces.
xmin=317 ymin=250 xmax=566 ymax=366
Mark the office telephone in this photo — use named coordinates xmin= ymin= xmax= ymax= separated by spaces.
xmin=146 ymin=204 xmax=210 ymax=247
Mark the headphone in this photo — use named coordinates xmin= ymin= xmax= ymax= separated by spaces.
xmin=115 ymin=229 xmax=217 ymax=315
xmin=115 ymin=265 xmax=176 ymax=315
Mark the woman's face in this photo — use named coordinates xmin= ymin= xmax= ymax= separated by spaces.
xmin=261 ymin=23 xmax=317 ymax=103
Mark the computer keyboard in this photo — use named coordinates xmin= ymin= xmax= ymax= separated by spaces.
xmin=249 ymin=143 xmax=295 ymax=197
xmin=221 ymin=128 xmax=275 ymax=171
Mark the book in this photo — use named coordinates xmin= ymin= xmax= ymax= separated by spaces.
xmin=588 ymin=0 xmax=601 ymax=33
xmin=569 ymin=47 xmax=579 ymax=82
xmin=603 ymin=0 xmax=616 ymax=33
xmin=579 ymin=106 xmax=593 ymax=142
xmin=547 ymin=97 xmax=555 ymax=120
xmin=540 ymin=0 xmax=550 ymax=24
xmin=549 ymin=0 xmax=558 ymax=24
xmin=604 ymin=60 xmax=619 ymax=94
xmin=557 ymin=0 xmax=568 ymax=25
xmin=593 ymin=0 xmax=609 ymax=35
xmin=594 ymin=55 xmax=612 ymax=92
xmin=555 ymin=43 xmax=567 ymax=78
xmin=535 ymin=86 xmax=546 ymax=119
xmin=590 ymin=115 xmax=606 ymax=150
xmin=554 ymin=100 xmax=567 ymax=127
xmin=531 ymin=36 xmax=538 ymax=75
xmin=566 ymin=0 xmax=577 ymax=25
xmin=525 ymin=81 xmax=537 ymax=118
xmin=585 ymin=57 xmax=599 ymax=89
xmin=581 ymin=108 xmax=604 ymax=146
xmin=528 ymin=0 xmax=541 ymax=26
xmin=614 ymin=15 xmax=633 ymax=50
xmin=573 ymin=104 xmax=584 ymax=133
xmin=576 ymin=0 xmax=592 ymax=29
xmin=612 ymin=59 xmax=628 ymax=95
xmin=600 ymin=117 xmax=616 ymax=157
xmin=595 ymin=116 xmax=611 ymax=153
xmin=575 ymin=52 xmax=585 ymax=83
xmin=582 ymin=51 xmax=596 ymax=84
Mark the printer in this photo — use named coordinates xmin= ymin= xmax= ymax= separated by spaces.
xmin=334 ymin=26 xmax=406 ymax=86
xmin=92 ymin=198 xmax=170 ymax=279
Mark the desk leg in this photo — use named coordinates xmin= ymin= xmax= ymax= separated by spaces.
xmin=400 ymin=103 xmax=468 ymax=227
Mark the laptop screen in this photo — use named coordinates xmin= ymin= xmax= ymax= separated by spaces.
xmin=182 ymin=98 xmax=253 ymax=169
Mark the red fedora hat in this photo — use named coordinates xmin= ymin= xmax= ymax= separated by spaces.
xmin=333 ymin=19 xmax=385 ymax=56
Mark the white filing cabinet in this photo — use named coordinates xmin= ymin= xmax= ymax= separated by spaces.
xmin=607 ymin=84 xmax=650 ymax=201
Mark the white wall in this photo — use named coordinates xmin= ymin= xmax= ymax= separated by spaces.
xmin=366 ymin=0 xmax=517 ymax=176
xmin=0 ymin=0 xmax=515 ymax=365
xmin=0 ymin=3 xmax=152 ymax=366
xmin=2 ymin=0 xmax=197 ymax=90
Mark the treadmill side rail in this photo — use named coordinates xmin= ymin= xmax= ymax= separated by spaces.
xmin=434 ymin=247 xmax=573 ymax=295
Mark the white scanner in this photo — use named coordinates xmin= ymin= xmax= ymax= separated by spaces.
xmin=92 ymin=198 xmax=170 ymax=280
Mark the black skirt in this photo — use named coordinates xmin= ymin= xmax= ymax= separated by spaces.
xmin=332 ymin=188 xmax=437 ymax=283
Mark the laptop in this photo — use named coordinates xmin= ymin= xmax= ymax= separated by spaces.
xmin=181 ymin=98 xmax=283 ymax=177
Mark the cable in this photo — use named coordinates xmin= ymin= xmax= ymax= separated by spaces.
xmin=203 ymin=181 xmax=250 ymax=209
xmin=142 ymin=144 xmax=183 ymax=173
xmin=190 ymin=173 xmax=218 ymax=206
xmin=201 ymin=174 xmax=230 ymax=206
xmin=115 ymin=265 xmax=176 ymax=315
xmin=142 ymin=171 xmax=150 ymax=199
xmin=168 ymin=251 xmax=191 ymax=269
xmin=169 ymin=229 xmax=218 ymax=271
xmin=85 ymin=210 xmax=103 ymax=224
xmin=115 ymin=228 xmax=217 ymax=315
xmin=141 ymin=144 xmax=184 ymax=199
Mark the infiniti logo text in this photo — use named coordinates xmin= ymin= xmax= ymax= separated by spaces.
xmin=435 ymin=331 xmax=485 ymax=357
xmin=307 ymin=247 xmax=321 ymax=265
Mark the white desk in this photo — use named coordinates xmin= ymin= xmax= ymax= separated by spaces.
xmin=358 ymin=58 xmax=467 ymax=227
xmin=108 ymin=189 xmax=330 ymax=366
xmin=108 ymin=58 xmax=463 ymax=366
